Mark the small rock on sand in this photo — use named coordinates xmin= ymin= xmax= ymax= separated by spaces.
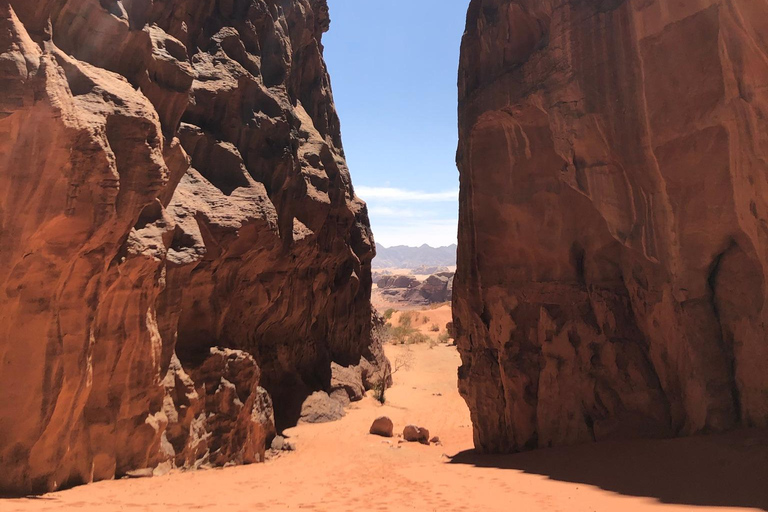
xmin=370 ymin=416 xmax=394 ymax=437
xmin=403 ymin=425 xmax=430 ymax=445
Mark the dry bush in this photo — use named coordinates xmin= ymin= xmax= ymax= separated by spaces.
xmin=399 ymin=311 xmax=415 ymax=328
xmin=390 ymin=325 xmax=413 ymax=344
xmin=373 ymin=350 xmax=414 ymax=404
xmin=429 ymin=323 xmax=440 ymax=332
xmin=406 ymin=331 xmax=430 ymax=345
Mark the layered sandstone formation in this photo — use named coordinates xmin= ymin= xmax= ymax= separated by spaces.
xmin=0 ymin=0 xmax=385 ymax=494
xmin=455 ymin=0 xmax=768 ymax=453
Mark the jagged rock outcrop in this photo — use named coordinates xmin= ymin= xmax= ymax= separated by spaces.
xmin=377 ymin=275 xmax=421 ymax=290
xmin=419 ymin=272 xmax=454 ymax=304
xmin=0 ymin=0 xmax=386 ymax=495
xmin=455 ymin=0 xmax=768 ymax=453
xmin=375 ymin=272 xmax=454 ymax=307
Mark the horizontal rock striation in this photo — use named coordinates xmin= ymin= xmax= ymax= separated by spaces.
xmin=0 ymin=0 xmax=385 ymax=494
xmin=455 ymin=0 xmax=768 ymax=453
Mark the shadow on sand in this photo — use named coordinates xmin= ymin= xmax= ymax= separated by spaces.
xmin=450 ymin=429 xmax=768 ymax=510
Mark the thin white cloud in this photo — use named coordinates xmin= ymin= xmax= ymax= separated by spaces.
xmin=368 ymin=206 xmax=419 ymax=217
xmin=356 ymin=186 xmax=458 ymax=202
xmin=372 ymin=218 xmax=458 ymax=247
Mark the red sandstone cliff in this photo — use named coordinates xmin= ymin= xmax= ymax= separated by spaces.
xmin=455 ymin=0 xmax=768 ymax=453
xmin=0 ymin=0 xmax=385 ymax=494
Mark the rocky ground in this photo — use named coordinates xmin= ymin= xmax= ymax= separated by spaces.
xmin=5 ymin=336 xmax=767 ymax=512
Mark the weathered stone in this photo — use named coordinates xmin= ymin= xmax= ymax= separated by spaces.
xmin=419 ymin=273 xmax=454 ymax=303
xmin=0 ymin=0 xmax=385 ymax=495
xmin=455 ymin=0 xmax=768 ymax=454
xmin=299 ymin=392 xmax=345 ymax=424
xmin=330 ymin=362 xmax=365 ymax=402
xmin=403 ymin=425 xmax=430 ymax=445
xmin=377 ymin=275 xmax=421 ymax=289
xmin=369 ymin=416 xmax=395 ymax=438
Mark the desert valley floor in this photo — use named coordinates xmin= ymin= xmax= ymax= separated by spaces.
xmin=5 ymin=306 xmax=768 ymax=512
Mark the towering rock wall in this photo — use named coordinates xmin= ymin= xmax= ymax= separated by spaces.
xmin=455 ymin=0 xmax=768 ymax=453
xmin=0 ymin=0 xmax=384 ymax=494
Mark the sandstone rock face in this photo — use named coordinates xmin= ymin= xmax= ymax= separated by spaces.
xmin=0 ymin=0 xmax=385 ymax=494
xmin=455 ymin=0 xmax=768 ymax=453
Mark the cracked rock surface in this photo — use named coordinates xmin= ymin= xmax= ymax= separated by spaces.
xmin=455 ymin=0 xmax=768 ymax=453
xmin=0 ymin=0 xmax=386 ymax=494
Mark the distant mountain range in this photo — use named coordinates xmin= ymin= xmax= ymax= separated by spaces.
xmin=373 ymin=243 xmax=457 ymax=269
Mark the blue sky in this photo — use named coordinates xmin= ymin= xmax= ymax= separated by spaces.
xmin=323 ymin=1 xmax=467 ymax=247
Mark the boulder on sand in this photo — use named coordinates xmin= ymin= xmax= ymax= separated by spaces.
xmin=299 ymin=392 xmax=344 ymax=424
xmin=330 ymin=362 xmax=365 ymax=402
xmin=369 ymin=416 xmax=394 ymax=437
xmin=403 ymin=425 xmax=430 ymax=445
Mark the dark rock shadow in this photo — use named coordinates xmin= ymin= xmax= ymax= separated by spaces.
xmin=449 ymin=429 xmax=768 ymax=510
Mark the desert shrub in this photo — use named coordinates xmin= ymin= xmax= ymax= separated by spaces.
xmin=438 ymin=331 xmax=452 ymax=344
xmin=372 ymin=379 xmax=386 ymax=404
xmin=422 ymin=316 xmax=429 ymax=324
xmin=429 ymin=323 xmax=440 ymax=332
xmin=399 ymin=311 xmax=414 ymax=328
xmin=406 ymin=331 xmax=430 ymax=345
xmin=372 ymin=352 xmax=413 ymax=404
xmin=383 ymin=308 xmax=395 ymax=320
xmin=390 ymin=325 xmax=413 ymax=344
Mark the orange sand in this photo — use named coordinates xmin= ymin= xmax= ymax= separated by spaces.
xmin=5 ymin=342 xmax=767 ymax=512
xmin=389 ymin=305 xmax=453 ymax=341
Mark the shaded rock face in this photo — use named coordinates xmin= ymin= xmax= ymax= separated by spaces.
xmin=0 ymin=0 xmax=385 ymax=494
xmin=420 ymin=272 xmax=454 ymax=304
xmin=455 ymin=0 xmax=768 ymax=453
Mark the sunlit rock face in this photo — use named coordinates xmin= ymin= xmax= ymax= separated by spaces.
xmin=0 ymin=0 xmax=385 ymax=494
xmin=454 ymin=0 xmax=768 ymax=453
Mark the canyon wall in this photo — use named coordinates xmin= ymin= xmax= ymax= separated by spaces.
xmin=455 ymin=0 xmax=768 ymax=452
xmin=0 ymin=0 xmax=385 ymax=494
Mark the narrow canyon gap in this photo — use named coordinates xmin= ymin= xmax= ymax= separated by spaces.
xmin=0 ymin=0 xmax=388 ymax=494
xmin=454 ymin=0 xmax=768 ymax=453
xmin=3 ymin=0 xmax=768 ymax=499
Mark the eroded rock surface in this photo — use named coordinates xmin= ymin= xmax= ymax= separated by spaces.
xmin=455 ymin=0 xmax=768 ymax=453
xmin=375 ymin=272 xmax=454 ymax=307
xmin=0 ymin=0 xmax=385 ymax=494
